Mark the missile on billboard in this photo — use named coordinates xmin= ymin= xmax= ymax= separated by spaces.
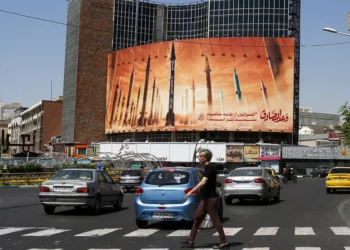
xmin=156 ymin=92 xmax=161 ymax=125
xmin=148 ymin=77 xmax=156 ymax=126
xmin=204 ymin=55 xmax=213 ymax=112
xmin=118 ymin=95 xmax=126 ymax=126
xmin=191 ymin=79 xmax=196 ymax=125
xmin=132 ymin=85 xmax=141 ymax=126
xmin=180 ymin=96 xmax=184 ymax=124
xmin=263 ymin=37 xmax=282 ymax=96
xmin=108 ymin=78 xmax=119 ymax=128
xmin=165 ymin=41 xmax=176 ymax=126
xmin=185 ymin=88 xmax=189 ymax=125
xmin=129 ymin=100 xmax=135 ymax=126
xmin=123 ymin=68 xmax=135 ymax=126
xmin=114 ymin=86 xmax=122 ymax=123
xmin=261 ymin=80 xmax=269 ymax=109
xmin=234 ymin=68 xmax=242 ymax=103
xmin=138 ymin=55 xmax=152 ymax=127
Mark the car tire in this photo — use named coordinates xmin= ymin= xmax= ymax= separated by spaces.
xmin=224 ymin=197 xmax=232 ymax=205
xmin=310 ymin=174 xmax=314 ymax=178
xmin=44 ymin=205 xmax=55 ymax=215
xmin=274 ymin=190 xmax=281 ymax=202
xmin=136 ymin=220 xmax=148 ymax=229
xmin=91 ymin=197 xmax=101 ymax=215
xmin=238 ymin=197 xmax=245 ymax=203
xmin=264 ymin=192 xmax=272 ymax=205
xmin=327 ymin=188 xmax=333 ymax=194
xmin=113 ymin=194 xmax=123 ymax=211
xmin=318 ymin=174 xmax=322 ymax=178
xmin=126 ymin=188 xmax=131 ymax=193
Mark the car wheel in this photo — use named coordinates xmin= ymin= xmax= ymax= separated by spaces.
xmin=327 ymin=188 xmax=332 ymax=194
xmin=136 ymin=219 xmax=148 ymax=229
xmin=264 ymin=192 xmax=272 ymax=205
xmin=274 ymin=189 xmax=281 ymax=202
xmin=238 ymin=197 xmax=245 ymax=203
xmin=44 ymin=205 xmax=55 ymax=215
xmin=126 ymin=188 xmax=131 ymax=193
xmin=310 ymin=174 xmax=314 ymax=178
xmin=91 ymin=197 xmax=101 ymax=215
xmin=224 ymin=197 xmax=232 ymax=205
xmin=74 ymin=206 xmax=82 ymax=213
xmin=318 ymin=174 xmax=322 ymax=178
xmin=113 ymin=194 xmax=123 ymax=211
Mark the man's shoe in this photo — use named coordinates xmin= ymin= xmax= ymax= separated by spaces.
xmin=213 ymin=242 xmax=229 ymax=249
xmin=180 ymin=239 xmax=194 ymax=248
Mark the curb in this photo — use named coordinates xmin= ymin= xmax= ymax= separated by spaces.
xmin=0 ymin=185 xmax=40 ymax=189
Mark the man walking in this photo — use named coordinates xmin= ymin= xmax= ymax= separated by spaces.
xmin=181 ymin=149 xmax=229 ymax=249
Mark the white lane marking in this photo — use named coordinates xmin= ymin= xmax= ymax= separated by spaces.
xmin=23 ymin=229 xmax=71 ymax=236
xmin=214 ymin=227 xmax=242 ymax=236
xmin=141 ymin=249 xmax=169 ymax=250
xmin=295 ymin=227 xmax=316 ymax=235
xmin=75 ymin=228 xmax=121 ymax=237
xmin=254 ymin=227 xmax=279 ymax=236
xmin=331 ymin=227 xmax=350 ymax=235
xmin=194 ymin=249 xmax=214 ymax=250
xmin=242 ymin=248 xmax=270 ymax=250
xmin=124 ymin=229 xmax=159 ymax=237
xmin=88 ymin=249 xmax=120 ymax=250
xmin=0 ymin=227 xmax=32 ymax=236
xmin=344 ymin=247 xmax=350 ymax=250
xmin=28 ymin=249 xmax=63 ymax=250
xmin=167 ymin=230 xmax=191 ymax=237
xmin=295 ymin=248 xmax=321 ymax=250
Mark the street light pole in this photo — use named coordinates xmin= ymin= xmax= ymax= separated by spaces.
xmin=323 ymin=27 xmax=350 ymax=37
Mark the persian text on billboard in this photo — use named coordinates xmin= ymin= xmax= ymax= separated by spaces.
xmin=244 ymin=145 xmax=259 ymax=162
xmin=106 ymin=38 xmax=295 ymax=133
xmin=226 ymin=145 xmax=243 ymax=162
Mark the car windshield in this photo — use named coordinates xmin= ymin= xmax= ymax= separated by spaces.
xmin=145 ymin=170 xmax=190 ymax=186
xmin=230 ymin=169 xmax=262 ymax=177
xmin=121 ymin=170 xmax=141 ymax=176
xmin=51 ymin=170 xmax=93 ymax=181
xmin=330 ymin=168 xmax=350 ymax=174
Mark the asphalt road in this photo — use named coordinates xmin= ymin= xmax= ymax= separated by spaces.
xmin=0 ymin=177 xmax=350 ymax=250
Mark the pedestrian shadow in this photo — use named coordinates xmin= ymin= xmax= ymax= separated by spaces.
xmin=184 ymin=241 xmax=243 ymax=249
xmin=52 ymin=206 xmax=128 ymax=216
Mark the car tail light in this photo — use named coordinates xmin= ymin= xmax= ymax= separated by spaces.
xmin=40 ymin=187 xmax=50 ymax=192
xmin=224 ymin=178 xmax=233 ymax=184
xmin=135 ymin=187 xmax=143 ymax=196
xmin=76 ymin=187 xmax=88 ymax=193
xmin=138 ymin=176 xmax=144 ymax=181
xmin=327 ymin=178 xmax=332 ymax=180
xmin=158 ymin=206 xmax=166 ymax=210
xmin=117 ymin=177 xmax=121 ymax=181
xmin=254 ymin=178 xmax=266 ymax=184
xmin=184 ymin=188 xmax=198 ymax=196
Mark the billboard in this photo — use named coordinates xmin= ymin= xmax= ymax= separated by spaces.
xmin=226 ymin=145 xmax=244 ymax=163
xmin=106 ymin=37 xmax=295 ymax=133
xmin=243 ymin=145 xmax=260 ymax=162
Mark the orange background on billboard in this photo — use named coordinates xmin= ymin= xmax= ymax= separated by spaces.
xmin=106 ymin=37 xmax=295 ymax=133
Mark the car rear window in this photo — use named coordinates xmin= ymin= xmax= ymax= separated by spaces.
xmin=145 ymin=170 xmax=190 ymax=185
xmin=330 ymin=168 xmax=350 ymax=174
xmin=230 ymin=169 xmax=262 ymax=177
xmin=51 ymin=170 xmax=93 ymax=181
xmin=121 ymin=170 xmax=141 ymax=176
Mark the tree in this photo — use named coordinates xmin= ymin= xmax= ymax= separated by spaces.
xmin=338 ymin=102 xmax=350 ymax=146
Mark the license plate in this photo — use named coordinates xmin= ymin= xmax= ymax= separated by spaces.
xmin=153 ymin=212 xmax=174 ymax=218
xmin=235 ymin=181 xmax=249 ymax=185
xmin=54 ymin=187 xmax=73 ymax=191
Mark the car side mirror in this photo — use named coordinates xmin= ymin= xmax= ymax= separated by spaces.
xmin=216 ymin=181 xmax=221 ymax=188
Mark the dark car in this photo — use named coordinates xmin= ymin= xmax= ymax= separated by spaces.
xmin=119 ymin=169 xmax=147 ymax=192
xmin=310 ymin=167 xmax=330 ymax=178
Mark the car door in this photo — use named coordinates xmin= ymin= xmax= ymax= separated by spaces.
xmin=264 ymin=170 xmax=276 ymax=196
xmin=102 ymin=171 xmax=117 ymax=203
xmin=97 ymin=171 xmax=109 ymax=204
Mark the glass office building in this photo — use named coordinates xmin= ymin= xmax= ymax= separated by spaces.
xmin=111 ymin=0 xmax=300 ymax=144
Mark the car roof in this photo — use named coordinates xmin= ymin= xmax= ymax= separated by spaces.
xmin=61 ymin=168 xmax=95 ymax=171
xmin=333 ymin=166 xmax=350 ymax=168
xmin=234 ymin=167 xmax=266 ymax=170
xmin=151 ymin=166 xmax=199 ymax=172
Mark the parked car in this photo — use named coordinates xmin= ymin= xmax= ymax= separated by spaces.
xmin=326 ymin=166 xmax=350 ymax=193
xmin=39 ymin=169 xmax=123 ymax=215
xmin=118 ymin=168 xmax=147 ymax=192
xmin=134 ymin=167 xmax=223 ymax=228
xmin=223 ymin=167 xmax=280 ymax=205
xmin=310 ymin=167 xmax=330 ymax=178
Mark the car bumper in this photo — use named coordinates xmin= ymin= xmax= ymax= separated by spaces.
xmin=120 ymin=182 xmax=142 ymax=188
xmin=134 ymin=198 xmax=199 ymax=222
xmin=39 ymin=194 xmax=96 ymax=207
xmin=223 ymin=188 xmax=268 ymax=199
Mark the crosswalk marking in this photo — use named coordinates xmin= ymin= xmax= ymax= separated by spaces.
xmin=254 ymin=227 xmax=279 ymax=236
xmin=75 ymin=228 xmax=122 ymax=237
xmin=295 ymin=227 xmax=316 ymax=235
xmin=0 ymin=227 xmax=31 ymax=236
xmin=331 ymin=227 xmax=350 ymax=235
xmin=124 ymin=229 xmax=159 ymax=237
xmin=23 ymin=229 xmax=71 ymax=237
xmin=214 ymin=227 xmax=242 ymax=236
xmin=242 ymin=248 xmax=270 ymax=250
xmin=344 ymin=247 xmax=350 ymax=250
xmin=166 ymin=230 xmax=190 ymax=237
xmin=295 ymin=248 xmax=321 ymax=250
xmin=28 ymin=249 xmax=63 ymax=250
xmin=140 ymin=249 xmax=169 ymax=250
xmin=88 ymin=249 xmax=121 ymax=250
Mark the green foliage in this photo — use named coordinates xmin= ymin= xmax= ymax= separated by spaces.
xmin=339 ymin=102 xmax=350 ymax=146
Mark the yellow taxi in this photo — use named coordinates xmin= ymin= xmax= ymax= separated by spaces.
xmin=326 ymin=167 xmax=350 ymax=194
xmin=265 ymin=167 xmax=280 ymax=182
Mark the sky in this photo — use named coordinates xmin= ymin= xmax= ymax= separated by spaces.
xmin=0 ymin=0 xmax=350 ymax=114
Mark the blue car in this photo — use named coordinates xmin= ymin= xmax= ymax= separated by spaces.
xmin=134 ymin=167 xmax=223 ymax=228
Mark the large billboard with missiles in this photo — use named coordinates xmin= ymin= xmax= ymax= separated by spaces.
xmin=106 ymin=37 xmax=295 ymax=133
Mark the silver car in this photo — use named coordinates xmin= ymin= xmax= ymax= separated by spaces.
xmin=223 ymin=167 xmax=280 ymax=205
xmin=39 ymin=169 xmax=123 ymax=215
xmin=119 ymin=169 xmax=147 ymax=192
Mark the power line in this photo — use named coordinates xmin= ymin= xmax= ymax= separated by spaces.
xmin=1 ymin=8 xmax=350 ymax=47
